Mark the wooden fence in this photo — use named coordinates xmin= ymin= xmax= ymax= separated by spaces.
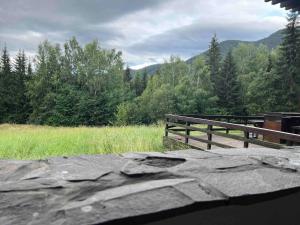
xmin=165 ymin=114 xmax=300 ymax=150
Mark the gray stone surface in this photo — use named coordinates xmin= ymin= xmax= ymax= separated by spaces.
xmin=1 ymin=148 xmax=300 ymax=225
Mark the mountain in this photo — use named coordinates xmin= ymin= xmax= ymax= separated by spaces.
xmin=134 ymin=63 xmax=162 ymax=76
xmin=133 ymin=29 xmax=283 ymax=76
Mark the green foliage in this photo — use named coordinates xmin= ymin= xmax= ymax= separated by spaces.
xmin=273 ymin=12 xmax=300 ymax=111
xmin=131 ymin=70 xmax=147 ymax=97
xmin=0 ymin=47 xmax=32 ymax=123
xmin=207 ymin=34 xmax=221 ymax=89
xmin=13 ymin=51 xmax=31 ymax=123
xmin=245 ymin=13 xmax=300 ymax=113
xmin=0 ymin=14 xmax=299 ymax=125
xmin=246 ymin=69 xmax=277 ymax=114
xmin=216 ymin=51 xmax=244 ymax=115
xmin=123 ymin=66 xmax=131 ymax=83
xmin=121 ymin=56 xmax=219 ymax=124
xmin=26 ymin=38 xmax=124 ymax=126
xmin=0 ymin=46 xmax=11 ymax=122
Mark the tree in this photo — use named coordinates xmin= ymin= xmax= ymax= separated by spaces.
xmin=27 ymin=61 xmax=33 ymax=77
xmin=0 ymin=46 xmax=13 ymax=122
xmin=207 ymin=34 xmax=221 ymax=91
xmin=233 ymin=43 xmax=269 ymax=75
xmin=132 ymin=73 xmax=142 ymax=96
xmin=13 ymin=50 xmax=31 ymax=123
xmin=123 ymin=66 xmax=131 ymax=83
xmin=247 ymin=69 xmax=277 ymax=114
xmin=191 ymin=56 xmax=213 ymax=91
xmin=28 ymin=41 xmax=62 ymax=124
xmin=273 ymin=12 xmax=300 ymax=111
xmin=245 ymin=49 xmax=279 ymax=114
xmin=132 ymin=71 xmax=147 ymax=96
xmin=141 ymin=69 xmax=148 ymax=92
xmin=266 ymin=53 xmax=273 ymax=73
xmin=26 ymin=38 xmax=126 ymax=126
xmin=114 ymin=101 xmax=141 ymax=125
xmin=232 ymin=43 xmax=271 ymax=113
xmin=216 ymin=51 xmax=244 ymax=114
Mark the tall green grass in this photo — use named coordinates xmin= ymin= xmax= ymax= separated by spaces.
xmin=0 ymin=124 xmax=165 ymax=160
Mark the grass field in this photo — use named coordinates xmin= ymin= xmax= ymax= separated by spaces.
xmin=0 ymin=124 xmax=165 ymax=160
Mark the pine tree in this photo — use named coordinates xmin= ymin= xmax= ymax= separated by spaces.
xmin=27 ymin=61 xmax=33 ymax=77
xmin=0 ymin=50 xmax=5 ymax=122
xmin=27 ymin=41 xmax=61 ymax=123
xmin=133 ymin=74 xmax=142 ymax=96
xmin=123 ymin=66 xmax=131 ymax=83
xmin=14 ymin=50 xmax=31 ymax=123
xmin=141 ymin=69 xmax=148 ymax=91
xmin=207 ymin=34 xmax=221 ymax=91
xmin=266 ymin=54 xmax=273 ymax=73
xmin=132 ymin=70 xmax=148 ymax=96
xmin=216 ymin=51 xmax=243 ymax=114
xmin=0 ymin=46 xmax=13 ymax=122
xmin=274 ymin=12 xmax=300 ymax=111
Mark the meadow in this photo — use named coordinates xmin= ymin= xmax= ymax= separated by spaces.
xmin=0 ymin=124 xmax=165 ymax=160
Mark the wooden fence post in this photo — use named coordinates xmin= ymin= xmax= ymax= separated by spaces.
xmin=244 ymin=131 xmax=249 ymax=148
xmin=185 ymin=122 xmax=190 ymax=144
xmin=165 ymin=118 xmax=169 ymax=137
xmin=226 ymin=118 xmax=230 ymax=134
xmin=207 ymin=125 xmax=212 ymax=150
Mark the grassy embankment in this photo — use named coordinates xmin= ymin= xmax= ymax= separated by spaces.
xmin=0 ymin=124 xmax=165 ymax=160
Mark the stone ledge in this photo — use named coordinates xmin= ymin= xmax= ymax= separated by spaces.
xmin=1 ymin=147 xmax=300 ymax=225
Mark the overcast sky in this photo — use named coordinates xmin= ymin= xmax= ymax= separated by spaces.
xmin=0 ymin=0 xmax=287 ymax=69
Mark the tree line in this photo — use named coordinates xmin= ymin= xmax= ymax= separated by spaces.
xmin=0 ymin=13 xmax=299 ymax=126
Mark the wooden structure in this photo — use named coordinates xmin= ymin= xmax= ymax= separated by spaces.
xmin=265 ymin=0 xmax=300 ymax=12
xmin=264 ymin=112 xmax=300 ymax=143
xmin=165 ymin=114 xmax=300 ymax=150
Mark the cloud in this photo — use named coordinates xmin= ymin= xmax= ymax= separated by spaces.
xmin=0 ymin=0 xmax=166 ymax=53
xmin=0 ymin=0 xmax=287 ymax=67
xmin=127 ymin=16 xmax=286 ymax=59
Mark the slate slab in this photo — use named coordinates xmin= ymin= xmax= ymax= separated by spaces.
xmin=1 ymin=147 xmax=300 ymax=225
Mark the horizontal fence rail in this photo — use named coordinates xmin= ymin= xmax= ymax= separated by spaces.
xmin=165 ymin=114 xmax=300 ymax=150
xmin=180 ymin=114 xmax=264 ymax=120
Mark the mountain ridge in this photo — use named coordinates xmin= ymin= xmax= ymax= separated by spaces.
xmin=133 ymin=29 xmax=283 ymax=75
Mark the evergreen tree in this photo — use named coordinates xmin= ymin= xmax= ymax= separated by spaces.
xmin=28 ymin=41 xmax=62 ymax=124
xmin=247 ymin=69 xmax=277 ymax=114
xmin=141 ymin=69 xmax=148 ymax=92
xmin=1 ymin=46 xmax=11 ymax=77
xmin=274 ymin=12 xmax=300 ymax=111
xmin=133 ymin=74 xmax=142 ymax=96
xmin=123 ymin=66 xmax=131 ymax=83
xmin=27 ymin=61 xmax=33 ymax=77
xmin=14 ymin=50 xmax=31 ymax=123
xmin=0 ymin=54 xmax=5 ymax=122
xmin=207 ymin=34 xmax=221 ymax=91
xmin=266 ymin=53 xmax=273 ymax=73
xmin=216 ymin=51 xmax=244 ymax=114
xmin=133 ymin=71 xmax=148 ymax=96
xmin=0 ymin=46 xmax=13 ymax=122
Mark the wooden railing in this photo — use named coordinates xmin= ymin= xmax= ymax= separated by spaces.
xmin=165 ymin=114 xmax=300 ymax=150
xmin=180 ymin=114 xmax=264 ymax=123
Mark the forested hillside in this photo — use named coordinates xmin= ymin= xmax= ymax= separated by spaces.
xmin=136 ymin=29 xmax=284 ymax=76
xmin=0 ymin=13 xmax=299 ymax=126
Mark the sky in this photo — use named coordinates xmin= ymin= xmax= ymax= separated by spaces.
xmin=0 ymin=0 xmax=287 ymax=69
